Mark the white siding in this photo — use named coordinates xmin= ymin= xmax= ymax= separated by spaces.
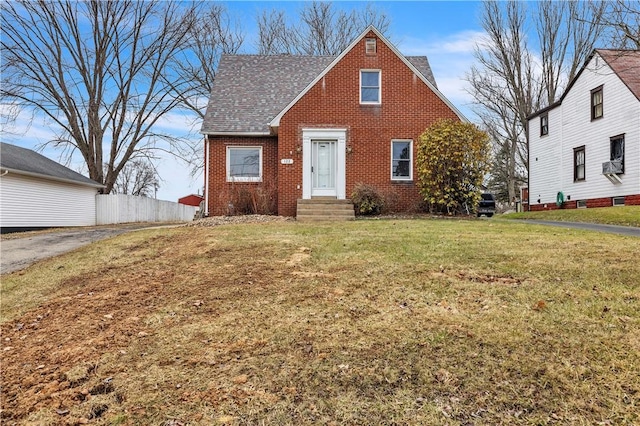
xmin=0 ymin=173 xmax=97 ymax=227
xmin=529 ymin=53 xmax=640 ymax=205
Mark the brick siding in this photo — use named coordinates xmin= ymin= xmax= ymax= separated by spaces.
xmin=205 ymin=136 xmax=278 ymax=216
xmin=529 ymin=194 xmax=640 ymax=211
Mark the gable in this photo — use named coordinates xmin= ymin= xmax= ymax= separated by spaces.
xmin=269 ymin=26 xmax=466 ymax=129
xmin=529 ymin=49 xmax=640 ymax=119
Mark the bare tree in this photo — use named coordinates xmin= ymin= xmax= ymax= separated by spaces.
xmin=257 ymin=2 xmax=390 ymax=55
xmin=111 ymin=159 xmax=160 ymax=197
xmin=599 ymin=0 xmax=640 ymax=49
xmin=467 ymin=0 xmax=604 ymax=206
xmin=172 ymin=3 xmax=244 ymax=119
xmin=1 ymin=0 xmax=197 ymax=194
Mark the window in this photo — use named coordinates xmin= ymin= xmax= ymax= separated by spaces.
xmin=360 ymin=70 xmax=381 ymax=104
xmin=574 ymin=146 xmax=585 ymax=182
xmin=391 ymin=140 xmax=412 ymax=180
xmin=591 ymin=86 xmax=603 ymax=120
xmin=610 ymin=134 xmax=625 ymax=173
xmin=226 ymin=146 xmax=262 ymax=182
xmin=540 ymin=113 xmax=548 ymax=136
xmin=365 ymin=38 xmax=377 ymax=55
xmin=613 ymin=197 xmax=625 ymax=206
xmin=576 ymin=200 xmax=587 ymax=209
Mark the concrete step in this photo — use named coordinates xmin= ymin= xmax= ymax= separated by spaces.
xmin=296 ymin=198 xmax=355 ymax=222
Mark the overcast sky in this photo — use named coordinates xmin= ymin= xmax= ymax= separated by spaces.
xmin=2 ymin=1 xmax=486 ymax=203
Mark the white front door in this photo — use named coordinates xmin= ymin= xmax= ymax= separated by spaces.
xmin=311 ymin=140 xmax=336 ymax=197
xmin=301 ymin=128 xmax=346 ymax=200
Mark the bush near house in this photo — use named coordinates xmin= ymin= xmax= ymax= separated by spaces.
xmin=416 ymin=119 xmax=490 ymax=215
xmin=351 ymin=183 xmax=385 ymax=215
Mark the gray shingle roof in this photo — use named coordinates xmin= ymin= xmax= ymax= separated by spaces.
xmin=0 ymin=142 xmax=103 ymax=188
xmin=201 ymin=54 xmax=438 ymax=135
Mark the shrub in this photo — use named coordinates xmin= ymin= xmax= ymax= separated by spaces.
xmin=416 ymin=119 xmax=490 ymax=215
xmin=219 ymin=180 xmax=277 ymax=215
xmin=351 ymin=183 xmax=385 ymax=216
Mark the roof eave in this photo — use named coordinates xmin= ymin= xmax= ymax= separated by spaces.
xmin=1 ymin=167 xmax=105 ymax=189
xmin=200 ymin=130 xmax=273 ymax=137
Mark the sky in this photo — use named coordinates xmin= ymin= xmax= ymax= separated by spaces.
xmin=1 ymin=1 xmax=486 ymax=203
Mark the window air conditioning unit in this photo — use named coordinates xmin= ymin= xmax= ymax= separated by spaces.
xmin=602 ymin=160 xmax=623 ymax=174
xmin=602 ymin=160 xmax=623 ymax=184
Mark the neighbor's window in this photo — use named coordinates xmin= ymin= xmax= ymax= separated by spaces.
xmin=610 ymin=134 xmax=625 ymax=173
xmin=360 ymin=70 xmax=381 ymax=104
xmin=540 ymin=113 xmax=549 ymax=136
xmin=574 ymin=146 xmax=585 ymax=182
xmin=591 ymin=86 xmax=603 ymax=120
xmin=226 ymin=146 xmax=262 ymax=182
xmin=391 ymin=139 xmax=412 ymax=180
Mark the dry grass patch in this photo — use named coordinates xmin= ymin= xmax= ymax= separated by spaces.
xmin=1 ymin=219 xmax=639 ymax=425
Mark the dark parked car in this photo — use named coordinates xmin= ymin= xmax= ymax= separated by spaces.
xmin=477 ymin=193 xmax=496 ymax=217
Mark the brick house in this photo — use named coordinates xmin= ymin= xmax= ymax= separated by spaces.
xmin=200 ymin=26 xmax=465 ymax=218
xmin=527 ymin=49 xmax=640 ymax=210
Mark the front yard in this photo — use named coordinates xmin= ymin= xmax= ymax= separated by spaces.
xmin=1 ymin=218 xmax=638 ymax=425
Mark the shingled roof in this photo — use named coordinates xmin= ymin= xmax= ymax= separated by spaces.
xmin=200 ymin=53 xmax=438 ymax=135
xmin=597 ymin=49 xmax=640 ymax=101
xmin=0 ymin=142 xmax=104 ymax=188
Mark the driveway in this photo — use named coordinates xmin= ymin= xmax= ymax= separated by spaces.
xmin=512 ymin=220 xmax=640 ymax=237
xmin=1 ymin=224 xmax=180 ymax=275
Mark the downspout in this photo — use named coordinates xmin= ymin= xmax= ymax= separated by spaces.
xmin=0 ymin=170 xmax=8 ymax=177
xmin=204 ymin=136 xmax=210 ymax=217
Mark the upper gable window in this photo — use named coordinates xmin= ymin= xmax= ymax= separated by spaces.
xmin=360 ymin=70 xmax=381 ymax=104
xmin=365 ymin=38 xmax=377 ymax=55
xmin=591 ymin=86 xmax=603 ymax=120
xmin=540 ymin=113 xmax=549 ymax=136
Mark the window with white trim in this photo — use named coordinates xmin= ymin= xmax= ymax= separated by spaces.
xmin=574 ymin=146 xmax=585 ymax=182
xmin=226 ymin=146 xmax=262 ymax=182
xmin=391 ymin=140 xmax=412 ymax=180
xmin=360 ymin=70 xmax=381 ymax=104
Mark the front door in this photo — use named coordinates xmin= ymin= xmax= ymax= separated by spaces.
xmin=311 ymin=140 xmax=336 ymax=197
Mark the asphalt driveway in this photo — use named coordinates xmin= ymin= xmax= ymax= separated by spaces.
xmin=0 ymin=224 xmax=179 ymax=275
xmin=517 ymin=220 xmax=640 ymax=237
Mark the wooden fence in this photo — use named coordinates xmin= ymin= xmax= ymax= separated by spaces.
xmin=96 ymin=194 xmax=196 ymax=225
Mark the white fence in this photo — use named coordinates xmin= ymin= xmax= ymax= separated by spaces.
xmin=96 ymin=194 xmax=196 ymax=225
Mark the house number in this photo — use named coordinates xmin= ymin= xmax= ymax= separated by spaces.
xmin=281 ymin=159 xmax=294 ymax=164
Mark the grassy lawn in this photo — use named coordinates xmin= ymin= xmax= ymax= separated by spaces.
xmin=503 ymin=205 xmax=640 ymax=227
xmin=1 ymin=219 xmax=639 ymax=425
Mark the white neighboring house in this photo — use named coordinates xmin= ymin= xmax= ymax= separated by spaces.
xmin=0 ymin=142 xmax=104 ymax=231
xmin=527 ymin=49 xmax=640 ymax=210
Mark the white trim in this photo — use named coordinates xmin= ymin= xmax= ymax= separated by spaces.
xmin=390 ymin=139 xmax=413 ymax=181
xmin=360 ymin=69 xmax=381 ymax=105
xmin=204 ymin=136 xmax=210 ymax=216
xmin=302 ymin=128 xmax=347 ymax=200
xmin=269 ymin=25 xmax=468 ymax=129
xmin=225 ymin=146 xmax=263 ymax=183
